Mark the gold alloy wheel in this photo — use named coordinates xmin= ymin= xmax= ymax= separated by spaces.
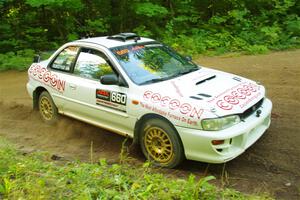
xmin=39 ymin=96 xmax=53 ymax=121
xmin=144 ymin=127 xmax=174 ymax=163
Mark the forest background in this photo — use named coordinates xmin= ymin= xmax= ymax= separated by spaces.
xmin=0 ymin=0 xmax=299 ymax=70
xmin=0 ymin=1 xmax=299 ymax=198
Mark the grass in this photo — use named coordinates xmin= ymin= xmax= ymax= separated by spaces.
xmin=0 ymin=137 xmax=273 ymax=200
xmin=0 ymin=50 xmax=52 ymax=71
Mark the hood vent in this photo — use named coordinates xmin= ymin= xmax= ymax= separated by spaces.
xmin=190 ymin=93 xmax=212 ymax=100
xmin=196 ymin=75 xmax=216 ymax=85
xmin=190 ymin=96 xmax=203 ymax=100
xmin=198 ymin=93 xmax=212 ymax=98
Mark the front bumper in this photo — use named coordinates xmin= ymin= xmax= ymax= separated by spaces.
xmin=176 ymin=98 xmax=272 ymax=163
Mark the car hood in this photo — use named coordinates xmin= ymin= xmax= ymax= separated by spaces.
xmin=140 ymin=67 xmax=265 ymax=118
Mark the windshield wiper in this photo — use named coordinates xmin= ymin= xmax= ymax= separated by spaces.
xmin=140 ymin=68 xmax=199 ymax=85
xmin=179 ymin=67 xmax=199 ymax=75
xmin=169 ymin=67 xmax=199 ymax=79
xmin=140 ymin=77 xmax=168 ymax=85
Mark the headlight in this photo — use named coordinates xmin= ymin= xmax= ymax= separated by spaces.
xmin=201 ymin=115 xmax=240 ymax=131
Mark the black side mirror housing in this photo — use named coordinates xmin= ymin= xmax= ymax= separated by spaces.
xmin=100 ymin=74 xmax=127 ymax=87
xmin=100 ymin=74 xmax=118 ymax=85
xmin=33 ymin=54 xmax=41 ymax=63
xmin=185 ymin=55 xmax=192 ymax=62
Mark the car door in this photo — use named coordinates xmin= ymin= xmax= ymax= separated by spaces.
xmin=61 ymin=46 xmax=136 ymax=136
xmin=47 ymin=45 xmax=80 ymax=111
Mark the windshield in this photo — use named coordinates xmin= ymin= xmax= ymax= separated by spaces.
xmin=110 ymin=43 xmax=199 ymax=85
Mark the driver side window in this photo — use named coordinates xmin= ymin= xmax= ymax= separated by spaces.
xmin=51 ymin=46 xmax=79 ymax=71
xmin=74 ymin=48 xmax=114 ymax=80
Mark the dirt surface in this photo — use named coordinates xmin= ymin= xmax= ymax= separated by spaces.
xmin=1 ymin=50 xmax=300 ymax=199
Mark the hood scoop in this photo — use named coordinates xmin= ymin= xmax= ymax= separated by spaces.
xmin=190 ymin=93 xmax=212 ymax=101
xmin=197 ymin=93 xmax=212 ymax=98
xmin=196 ymin=75 xmax=216 ymax=85
xmin=190 ymin=96 xmax=203 ymax=100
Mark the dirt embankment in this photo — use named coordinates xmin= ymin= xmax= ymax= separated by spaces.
xmin=1 ymin=50 xmax=300 ymax=199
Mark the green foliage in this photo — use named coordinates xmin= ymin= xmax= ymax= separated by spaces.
xmin=82 ymin=19 xmax=109 ymax=37
xmin=133 ymin=25 xmax=153 ymax=37
xmin=0 ymin=0 xmax=299 ymax=62
xmin=0 ymin=49 xmax=34 ymax=71
xmin=0 ymin=137 xmax=271 ymax=199
xmin=134 ymin=2 xmax=169 ymax=18
xmin=244 ymin=45 xmax=269 ymax=55
xmin=0 ymin=50 xmax=51 ymax=71
xmin=285 ymin=15 xmax=300 ymax=36
xmin=25 ymin=0 xmax=84 ymax=10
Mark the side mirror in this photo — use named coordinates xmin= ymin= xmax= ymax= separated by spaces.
xmin=100 ymin=74 xmax=127 ymax=87
xmin=185 ymin=55 xmax=192 ymax=62
xmin=100 ymin=74 xmax=118 ymax=85
xmin=33 ymin=54 xmax=41 ymax=63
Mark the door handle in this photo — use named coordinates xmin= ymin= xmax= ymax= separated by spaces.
xmin=69 ymin=84 xmax=77 ymax=90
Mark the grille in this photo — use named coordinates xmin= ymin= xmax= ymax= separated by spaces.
xmin=239 ymin=98 xmax=264 ymax=119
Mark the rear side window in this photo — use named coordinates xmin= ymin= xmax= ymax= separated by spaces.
xmin=73 ymin=48 xmax=114 ymax=80
xmin=51 ymin=46 xmax=79 ymax=71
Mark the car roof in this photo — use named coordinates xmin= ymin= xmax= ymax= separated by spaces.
xmin=76 ymin=36 xmax=155 ymax=49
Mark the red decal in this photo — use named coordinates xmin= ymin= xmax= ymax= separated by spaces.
xmin=151 ymin=93 xmax=161 ymax=103
xmin=160 ymin=96 xmax=171 ymax=107
xmin=189 ymin=107 xmax=204 ymax=119
xmin=224 ymin=95 xmax=239 ymax=105
xmin=97 ymin=90 xmax=110 ymax=97
xmin=212 ymin=82 xmax=261 ymax=110
xmin=29 ymin=64 xmax=66 ymax=92
xmin=180 ymin=103 xmax=192 ymax=114
xmin=143 ymin=91 xmax=204 ymax=119
xmin=248 ymin=84 xmax=257 ymax=92
xmin=237 ymin=87 xmax=251 ymax=96
xmin=216 ymin=100 xmax=233 ymax=110
xmin=169 ymin=99 xmax=180 ymax=110
xmin=38 ymin=68 xmax=46 ymax=79
xmin=43 ymin=71 xmax=51 ymax=83
xmin=132 ymin=45 xmax=144 ymax=51
xmin=115 ymin=46 xmax=144 ymax=56
xmin=115 ymin=49 xmax=129 ymax=55
xmin=231 ymin=90 xmax=246 ymax=99
xmin=143 ymin=91 xmax=153 ymax=100
xmin=57 ymin=79 xmax=65 ymax=91
xmin=50 ymin=74 xmax=58 ymax=87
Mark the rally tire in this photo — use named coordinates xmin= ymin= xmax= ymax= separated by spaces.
xmin=38 ymin=91 xmax=58 ymax=124
xmin=139 ymin=118 xmax=184 ymax=168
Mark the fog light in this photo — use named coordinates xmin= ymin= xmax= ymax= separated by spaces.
xmin=212 ymin=140 xmax=224 ymax=145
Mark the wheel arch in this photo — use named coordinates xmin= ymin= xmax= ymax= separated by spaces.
xmin=133 ymin=113 xmax=184 ymax=148
xmin=32 ymin=86 xmax=48 ymax=110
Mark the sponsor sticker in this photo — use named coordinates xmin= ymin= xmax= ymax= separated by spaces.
xmin=142 ymin=90 xmax=204 ymax=121
xmin=96 ymin=89 xmax=127 ymax=111
xmin=208 ymin=82 xmax=261 ymax=110
xmin=29 ymin=64 xmax=65 ymax=92
xmin=114 ymin=45 xmax=145 ymax=56
xmin=96 ymin=89 xmax=111 ymax=101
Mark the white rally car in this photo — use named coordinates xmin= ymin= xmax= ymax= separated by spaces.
xmin=27 ymin=33 xmax=272 ymax=168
